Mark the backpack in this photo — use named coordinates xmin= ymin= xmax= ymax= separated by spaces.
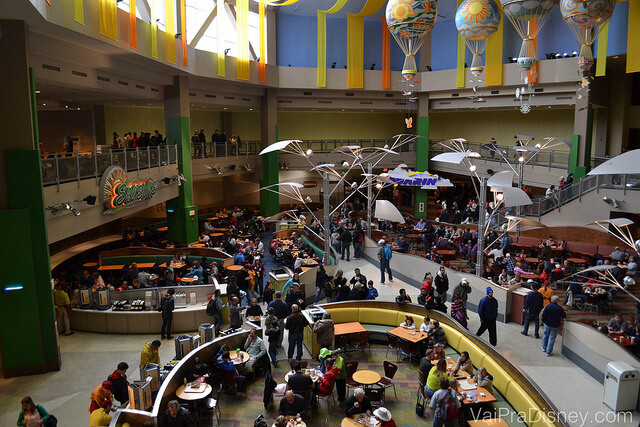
xmin=206 ymin=298 xmax=218 ymax=316
xmin=384 ymin=245 xmax=393 ymax=260
xmin=439 ymin=390 xmax=458 ymax=422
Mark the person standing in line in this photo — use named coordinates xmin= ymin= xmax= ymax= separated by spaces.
xmin=313 ymin=312 xmax=335 ymax=349
xmin=377 ymin=239 xmax=393 ymax=284
xmin=521 ymin=283 xmax=543 ymax=338
xmin=352 ymin=224 xmax=364 ymax=260
xmin=541 ymin=295 xmax=566 ymax=356
xmin=285 ymin=304 xmax=309 ymax=362
xmin=476 ymin=287 xmax=498 ymax=346
xmin=451 ymin=278 xmax=472 ymax=307
xmin=160 ymin=288 xmax=175 ymax=339
xmin=229 ymin=296 xmax=246 ymax=330
xmin=340 ymin=227 xmax=352 ymax=261
xmin=209 ymin=289 xmax=225 ymax=336
xmin=268 ymin=291 xmax=289 ymax=349
xmin=53 ymin=282 xmax=73 ymax=336
xmin=265 ymin=307 xmax=281 ymax=367
xmin=434 ymin=266 xmax=450 ymax=303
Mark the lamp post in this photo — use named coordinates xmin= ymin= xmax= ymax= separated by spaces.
xmin=476 ymin=176 xmax=487 ymax=277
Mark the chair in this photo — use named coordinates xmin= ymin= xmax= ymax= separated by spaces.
xmin=377 ymin=361 xmax=398 ymax=398
xmin=198 ymin=383 xmax=222 ymax=425
xmin=289 ymin=360 xmax=308 ymax=370
xmin=385 ymin=333 xmax=400 ymax=362
xmin=351 ymin=331 xmax=371 ymax=358
xmin=218 ymin=369 xmax=238 ymax=398
xmin=295 ymin=388 xmax=314 ymax=419
xmin=398 ymin=339 xmax=420 ymax=364
xmin=417 ymin=370 xmax=426 ymax=398
xmin=335 ymin=334 xmax=351 ymax=354
xmin=364 ymin=385 xmax=385 ymax=409
xmin=583 ymin=293 xmax=601 ymax=315
xmin=315 ymin=380 xmax=336 ymax=409
xmin=345 ymin=361 xmax=359 ymax=393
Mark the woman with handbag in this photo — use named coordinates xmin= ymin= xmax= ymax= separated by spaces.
xmin=17 ymin=396 xmax=56 ymax=426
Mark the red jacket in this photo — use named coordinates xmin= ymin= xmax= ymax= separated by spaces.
xmin=317 ymin=366 xmax=339 ymax=395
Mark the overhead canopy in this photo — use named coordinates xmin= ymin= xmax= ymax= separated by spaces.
xmin=258 ymin=140 xmax=302 ymax=156
xmin=504 ymin=215 xmax=546 ymax=231
xmin=513 ymin=146 xmax=540 ymax=153
xmin=586 ymin=218 xmax=635 ymax=227
xmin=494 ymin=186 xmax=532 ymax=207
xmin=431 ymin=151 xmax=471 ymax=165
xmin=260 ymin=182 xmax=304 ymax=190
xmin=374 ymin=200 xmax=405 ymax=224
xmin=488 ymin=171 xmax=515 ymax=188
xmin=588 ymin=149 xmax=640 ymax=175
xmin=263 ymin=210 xmax=298 ymax=223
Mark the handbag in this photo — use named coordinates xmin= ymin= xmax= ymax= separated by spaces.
xmin=45 ymin=415 xmax=58 ymax=427
xmin=415 ymin=398 xmax=425 ymax=418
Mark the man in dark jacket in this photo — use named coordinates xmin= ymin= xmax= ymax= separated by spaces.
xmin=163 ymin=400 xmax=194 ymax=427
xmin=285 ymin=304 xmax=309 ymax=361
xmin=434 ymin=267 xmax=450 ymax=303
xmin=541 ymin=295 xmax=566 ymax=356
xmin=160 ymin=288 xmax=175 ymax=339
xmin=108 ymin=362 xmax=129 ymax=404
xmin=451 ymin=278 xmax=472 ymax=306
xmin=521 ymin=283 xmax=544 ymax=338
xmin=476 ymin=287 xmax=498 ymax=346
xmin=340 ymin=228 xmax=352 ymax=261
xmin=268 ymin=292 xmax=288 ymax=348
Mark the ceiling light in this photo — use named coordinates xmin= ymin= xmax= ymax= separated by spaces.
xmin=469 ymin=164 xmax=477 ymax=172
xmin=535 ymin=143 xmax=541 ymax=149
xmin=305 ymin=148 xmax=313 ymax=156
xmin=518 ymin=156 xmax=525 ymax=162
xmin=375 ymin=183 xmax=383 ymax=190
xmin=35 ymin=90 xmax=41 ymax=94
xmin=496 ymin=193 xmax=504 ymax=201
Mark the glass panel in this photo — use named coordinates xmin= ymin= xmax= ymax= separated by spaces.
xmin=78 ymin=155 xmax=95 ymax=179
xmin=42 ymin=159 xmax=57 ymax=185
xmin=57 ymin=156 xmax=78 ymax=182
xmin=139 ymin=149 xmax=149 ymax=169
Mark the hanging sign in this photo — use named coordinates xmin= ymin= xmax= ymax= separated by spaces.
xmin=100 ymin=166 xmax=157 ymax=214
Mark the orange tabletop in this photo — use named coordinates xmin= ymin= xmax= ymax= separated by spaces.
xmin=136 ymin=262 xmax=156 ymax=268
xmin=157 ymin=226 xmax=168 ymax=232
xmin=520 ymin=272 xmax=539 ymax=280
xmin=171 ymin=262 xmax=186 ymax=269
xmin=437 ymin=250 xmax=456 ymax=256
xmin=456 ymin=380 xmax=496 ymax=404
xmin=227 ymin=264 xmax=243 ymax=271
xmin=285 ymin=369 xmax=320 ymax=383
xmin=206 ymin=217 xmax=218 ymax=221
xmin=179 ymin=276 xmax=196 ymax=283
xmin=98 ymin=264 xmax=125 ymax=271
xmin=567 ymin=258 xmax=587 ymax=264
xmin=334 ymin=322 xmax=367 ymax=336
xmin=238 ymin=234 xmax=252 ymax=239
xmin=82 ymin=262 xmax=98 ymax=268
xmin=388 ymin=326 xmax=429 ymax=343
xmin=524 ymin=257 xmax=539 ymax=264
xmin=229 ymin=350 xmax=250 ymax=365
xmin=467 ymin=418 xmax=509 ymax=427
xmin=214 ymin=228 xmax=228 ymax=232
xmin=175 ymin=383 xmax=212 ymax=401
xmin=190 ymin=243 xmax=205 ymax=247
xmin=611 ymin=335 xmax=634 ymax=346
xmin=210 ymin=233 xmax=224 ymax=237
xmin=148 ymin=274 xmax=158 ymax=281
xmin=300 ymin=266 xmax=315 ymax=272
xmin=352 ymin=370 xmax=381 ymax=385
xmin=341 ymin=415 xmax=380 ymax=426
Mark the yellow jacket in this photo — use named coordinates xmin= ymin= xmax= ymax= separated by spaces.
xmin=54 ymin=289 xmax=70 ymax=306
xmin=89 ymin=408 xmax=112 ymax=426
xmin=539 ymin=286 xmax=554 ymax=306
xmin=140 ymin=342 xmax=160 ymax=367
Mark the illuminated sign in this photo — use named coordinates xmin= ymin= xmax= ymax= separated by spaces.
xmin=100 ymin=166 xmax=157 ymax=214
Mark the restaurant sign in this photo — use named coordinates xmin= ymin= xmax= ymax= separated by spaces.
xmin=100 ymin=166 xmax=157 ymax=214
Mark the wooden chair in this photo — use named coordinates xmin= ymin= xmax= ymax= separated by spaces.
xmin=417 ymin=370 xmax=426 ymax=398
xmin=398 ymin=339 xmax=420 ymax=364
xmin=377 ymin=361 xmax=398 ymax=398
xmin=364 ymin=385 xmax=385 ymax=409
xmin=198 ymin=383 xmax=222 ymax=425
xmin=351 ymin=331 xmax=371 ymax=358
xmin=385 ymin=333 xmax=400 ymax=361
xmin=289 ymin=360 xmax=308 ymax=370
xmin=345 ymin=361 xmax=359 ymax=393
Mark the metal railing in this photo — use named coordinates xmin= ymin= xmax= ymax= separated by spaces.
xmin=42 ymin=145 xmax=179 ymax=189
xmin=190 ymin=140 xmax=261 ymax=159
xmin=526 ymin=174 xmax=640 ymax=218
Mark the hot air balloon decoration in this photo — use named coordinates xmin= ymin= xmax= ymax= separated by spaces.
xmin=455 ymin=0 xmax=502 ymax=79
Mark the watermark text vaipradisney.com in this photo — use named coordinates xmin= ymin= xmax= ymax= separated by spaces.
xmin=469 ymin=407 xmax=635 ymax=426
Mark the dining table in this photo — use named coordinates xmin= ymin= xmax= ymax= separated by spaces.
xmin=351 ymin=370 xmax=381 ymax=386
xmin=387 ymin=326 xmax=428 ymax=343
xmin=98 ymin=264 xmax=125 ymax=271
xmin=334 ymin=322 xmax=367 ymax=336
xmin=229 ymin=350 xmax=250 ymax=365
xmin=341 ymin=415 xmax=380 ymax=426
xmin=175 ymin=382 xmax=212 ymax=401
xmin=226 ymin=264 xmax=243 ymax=271
xmin=456 ymin=379 xmax=497 ymax=404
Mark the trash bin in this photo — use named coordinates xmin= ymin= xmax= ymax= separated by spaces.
xmin=603 ymin=361 xmax=640 ymax=412
xmin=199 ymin=323 xmax=215 ymax=343
xmin=269 ymin=268 xmax=291 ymax=293
xmin=175 ymin=335 xmax=193 ymax=359
xmin=140 ymin=363 xmax=159 ymax=392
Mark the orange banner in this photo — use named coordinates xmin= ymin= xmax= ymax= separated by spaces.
xmin=526 ymin=21 xmax=538 ymax=83
xmin=260 ymin=0 xmax=266 ymax=82
xmin=129 ymin=0 xmax=137 ymax=49
xmin=382 ymin=17 xmax=390 ymax=90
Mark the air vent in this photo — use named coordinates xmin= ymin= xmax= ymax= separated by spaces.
xmin=534 ymin=88 xmax=544 ymax=93
xmin=439 ymin=101 xmax=452 ymax=105
xmin=556 ymin=96 xmax=572 ymax=100
xmin=346 ymin=92 xmax=354 ymax=97
xmin=359 ymin=101 xmax=373 ymax=105
xmin=242 ymin=98 xmax=251 ymax=102
xmin=385 ymin=93 xmax=394 ymax=98
xmin=303 ymin=91 xmax=312 ymax=96
xmin=278 ymin=100 xmax=293 ymax=103
xmin=42 ymin=64 xmax=60 ymax=72
xmin=97 ymin=75 xmax=110 ymax=82
xmin=118 ymin=80 xmax=129 ymax=86
xmin=224 ymin=96 xmax=235 ymax=100
xmin=189 ymin=92 xmax=196 ymax=96
xmin=72 ymin=70 xmax=87 ymax=77
xmin=491 ymin=90 xmax=499 ymax=95
xmin=452 ymin=93 xmax=459 ymax=97
xmin=136 ymin=84 xmax=145 ymax=90
xmin=151 ymin=88 xmax=160 ymax=93
xmin=204 ymin=94 xmax=216 ymax=98
xmin=318 ymin=101 xmax=333 ymax=104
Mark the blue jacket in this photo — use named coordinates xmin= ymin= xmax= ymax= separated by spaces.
xmin=541 ymin=302 xmax=566 ymax=328
xmin=185 ymin=267 xmax=203 ymax=280
xmin=268 ymin=299 xmax=289 ymax=320
xmin=234 ymin=253 xmax=245 ymax=265
xmin=478 ymin=296 xmax=498 ymax=322
xmin=523 ymin=290 xmax=544 ymax=314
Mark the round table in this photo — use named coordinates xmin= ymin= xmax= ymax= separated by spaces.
xmin=214 ymin=228 xmax=228 ymax=232
xmin=175 ymin=383 xmax=212 ymax=401
xmin=157 ymin=226 xmax=168 ymax=232
xmin=352 ymin=370 xmax=381 ymax=386
xmin=190 ymin=243 xmax=205 ymax=247
xmin=285 ymin=369 xmax=320 ymax=383
xmin=524 ymin=257 xmax=539 ymax=265
xmin=210 ymin=233 xmax=224 ymax=238
xmin=229 ymin=350 xmax=250 ymax=364
xmin=273 ymin=418 xmax=306 ymax=427
xmin=520 ymin=273 xmax=538 ymax=280
xmin=566 ymin=258 xmax=587 ymax=264
xmin=82 ymin=262 xmax=98 ymax=268
xmin=179 ymin=277 xmax=196 ymax=283
xmin=341 ymin=415 xmax=380 ymax=426
xmin=227 ymin=265 xmax=243 ymax=271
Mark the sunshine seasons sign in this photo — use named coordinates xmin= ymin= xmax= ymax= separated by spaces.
xmin=100 ymin=166 xmax=157 ymax=214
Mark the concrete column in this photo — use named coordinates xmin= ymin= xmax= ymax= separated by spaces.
xmin=606 ymin=70 xmax=631 ymax=157
xmin=260 ymin=88 xmax=278 ymax=216
xmin=573 ymin=92 xmax=592 ymax=172
xmin=414 ymin=93 xmax=430 ymax=218
xmin=593 ymin=107 xmax=608 ymax=158
xmin=93 ymin=105 xmax=107 ymax=148
xmin=0 ymin=20 xmax=60 ymax=377
xmin=164 ymin=75 xmax=199 ymax=244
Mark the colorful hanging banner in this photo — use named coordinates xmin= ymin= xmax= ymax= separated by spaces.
xmin=99 ymin=0 xmax=118 ymax=41
xmin=165 ymin=0 xmax=176 ymax=63
xmin=46 ymin=0 xmax=51 ymax=5
xmin=180 ymin=0 xmax=187 ymax=66
xmin=627 ymin=0 xmax=640 ymax=73
xmin=259 ymin=1 xmax=266 ymax=82
xmin=317 ymin=0 xmax=349 ymax=87
xmin=596 ymin=21 xmax=609 ymax=77
xmin=455 ymin=0 xmax=465 ymax=88
xmin=485 ymin=8 xmax=503 ymax=86
xmin=525 ymin=20 xmax=538 ymax=83
xmin=129 ymin=0 xmax=137 ymax=49
xmin=218 ymin=0 xmax=226 ymax=77
xmin=237 ymin=0 xmax=250 ymax=80
xmin=151 ymin=0 xmax=159 ymax=58
xmin=347 ymin=0 xmax=386 ymax=89
xmin=74 ymin=0 xmax=85 ymax=25
xmin=382 ymin=16 xmax=391 ymax=90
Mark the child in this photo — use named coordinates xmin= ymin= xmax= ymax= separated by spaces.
xmin=366 ymin=280 xmax=378 ymax=300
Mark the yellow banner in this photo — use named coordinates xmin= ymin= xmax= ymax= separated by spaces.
xmin=74 ymin=0 xmax=84 ymax=25
xmin=99 ymin=0 xmax=118 ymax=41
xmin=347 ymin=0 xmax=386 ymax=89
xmin=485 ymin=9 xmax=503 ymax=86
xmin=218 ymin=0 xmax=226 ymax=77
xmin=151 ymin=0 xmax=159 ymax=58
xmin=237 ymin=0 xmax=250 ymax=80
xmin=317 ymin=0 xmax=349 ymax=87
xmin=130 ymin=0 xmax=137 ymax=49
xmin=165 ymin=0 xmax=176 ymax=63
xmin=627 ymin=0 xmax=640 ymax=73
xmin=596 ymin=21 xmax=609 ymax=77
xmin=260 ymin=0 xmax=266 ymax=82
xmin=456 ymin=0 xmax=465 ymax=88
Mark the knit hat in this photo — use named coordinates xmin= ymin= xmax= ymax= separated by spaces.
xmin=486 ymin=287 xmax=493 ymax=295
xmin=543 ymin=280 xmax=550 ymax=286
xmin=373 ymin=407 xmax=392 ymax=422
xmin=102 ymin=381 xmax=112 ymax=390
xmin=378 ymin=239 xmax=385 ymax=245
xmin=100 ymin=400 xmax=111 ymax=408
